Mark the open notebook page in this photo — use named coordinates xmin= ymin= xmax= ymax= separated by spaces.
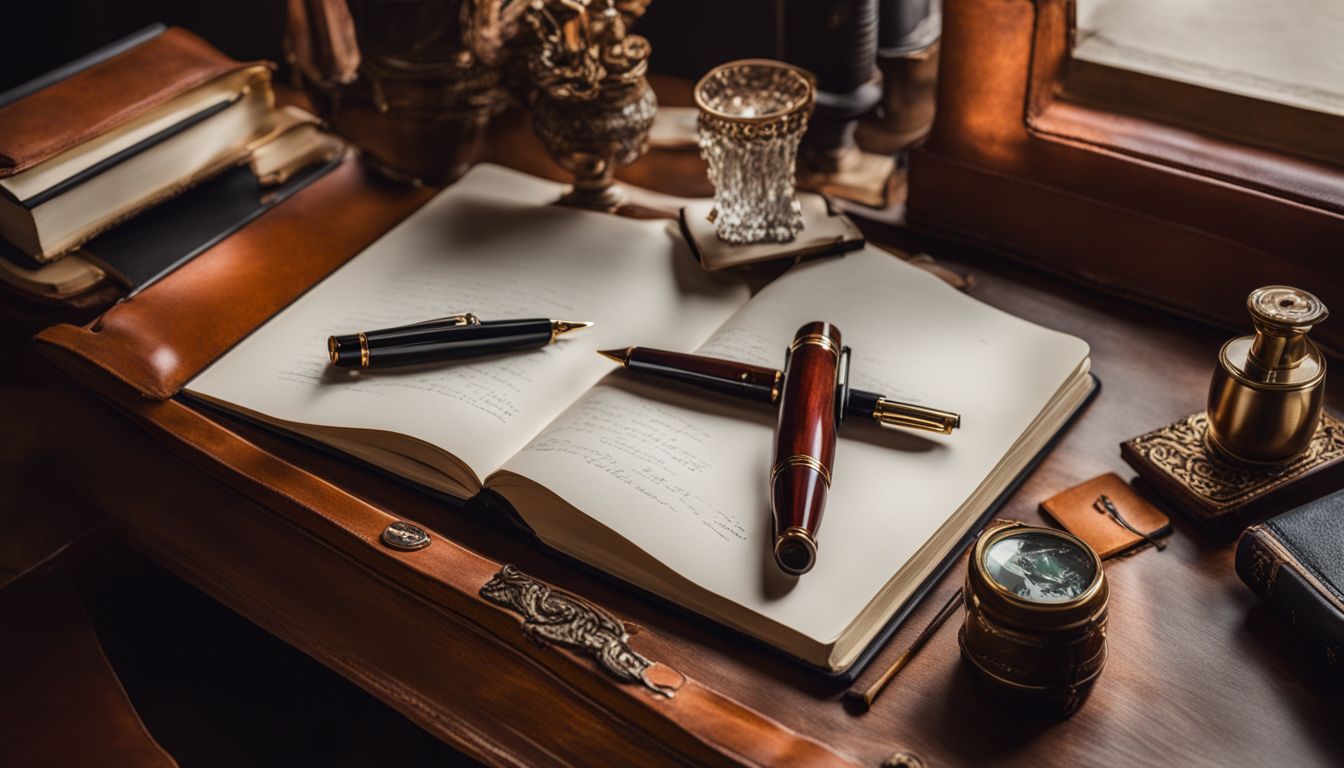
xmin=495 ymin=248 xmax=1090 ymax=657
xmin=186 ymin=164 xmax=749 ymax=488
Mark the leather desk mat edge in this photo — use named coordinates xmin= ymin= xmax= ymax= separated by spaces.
xmin=32 ymin=157 xmax=859 ymax=767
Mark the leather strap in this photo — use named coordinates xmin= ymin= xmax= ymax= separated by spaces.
xmin=36 ymin=155 xmax=434 ymax=400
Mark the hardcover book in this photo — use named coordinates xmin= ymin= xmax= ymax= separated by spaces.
xmin=184 ymin=164 xmax=1095 ymax=675
xmin=0 ymin=27 xmax=276 ymax=262
xmin=1236 ymin=488 xmax=1344 ymax=680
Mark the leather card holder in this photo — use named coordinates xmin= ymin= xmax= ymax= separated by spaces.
xmin=1040 ymin=472 xmax=1171 ymax=559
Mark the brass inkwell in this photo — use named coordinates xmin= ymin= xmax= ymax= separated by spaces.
xmin=959 ymin=520 xmax=1108 ymax=716
xmin=1123 ymin=285 xmax=1342 ymax=531
xmin=1207 ymin=285 xmax=1328 ymax=463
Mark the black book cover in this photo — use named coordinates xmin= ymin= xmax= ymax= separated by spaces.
xmin=1236 ymin=488 xmax=1344 ymax=680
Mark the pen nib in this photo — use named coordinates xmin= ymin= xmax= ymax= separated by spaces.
xmin=551 ymin=320 xmax=594 ymax=339
xmin=597 ymin=347 xmax=633 ymax=365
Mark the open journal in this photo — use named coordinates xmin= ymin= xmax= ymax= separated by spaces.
xmin=186 ymin=164 xmax=1093 ymax=674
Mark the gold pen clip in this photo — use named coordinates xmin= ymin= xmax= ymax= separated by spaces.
xmin=388 ymin=312 xmax=482 ymax=331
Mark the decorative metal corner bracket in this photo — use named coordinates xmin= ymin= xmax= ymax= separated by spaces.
xmin=480 ymin=564 xmax=676 ymax=698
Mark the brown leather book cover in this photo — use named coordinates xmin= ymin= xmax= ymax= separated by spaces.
xmin=0 ymin=28 xmax=261 ymax=177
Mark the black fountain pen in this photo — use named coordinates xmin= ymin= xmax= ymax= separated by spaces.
xmin=599 ymin=346 xmax=960 ymax=434
xmin=329 ymin=312 xmax=592 ymax=369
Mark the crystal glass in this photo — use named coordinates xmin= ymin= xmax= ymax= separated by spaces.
xmin=694 ymin=60 xmax=815 ymax=244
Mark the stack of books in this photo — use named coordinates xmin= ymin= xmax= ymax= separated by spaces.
xmin=0 ymin=25 xmax=343 ymax=300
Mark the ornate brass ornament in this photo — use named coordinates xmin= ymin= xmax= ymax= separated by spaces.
xmin=480 ymin=564 xmax=676 ymax=697
xmin=522 ymin=0 xmax=657 ymax=209
xmin=1126 ymin=411 xmax=1344 ymax=513
xmin=287 ymin=0 xmax=654 ymax=194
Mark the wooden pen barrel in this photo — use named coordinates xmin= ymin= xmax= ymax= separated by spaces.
xmin=626 ymin=347 xmax=781 ymax=404
xmin=770 ymin=321 xmax=842 ymax=575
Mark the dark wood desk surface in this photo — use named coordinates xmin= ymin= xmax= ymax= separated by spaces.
xmin=23 ymin=84 xmax=1344 ymax=767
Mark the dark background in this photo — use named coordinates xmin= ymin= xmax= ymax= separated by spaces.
xmin=0 ymin=0 xmax=783 ymax=95
xmin=0 ymin=2 xmax=288 ymax=93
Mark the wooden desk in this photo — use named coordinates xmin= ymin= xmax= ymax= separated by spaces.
xmin=27 ymin=104 xmax=1344 ymax=767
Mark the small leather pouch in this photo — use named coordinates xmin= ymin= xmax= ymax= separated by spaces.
xmin=1040 ymin=472 xmax=1171 ymax=558
xmin=0 ymin=28 xmax=263 ymax=177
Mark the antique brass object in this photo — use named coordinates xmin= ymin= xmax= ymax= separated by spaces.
xmin=286 ymin=0 xmax=527 ymax=185
xmin=959 ymin=521 xmax=1108 ymax=716
xmin=480 ymin=564 xmax=677 ymax=697
xmin=1207 ymin=286 xmax=1329 ymax=464
xmin=523 ymin=0 xmax=657 ymax=210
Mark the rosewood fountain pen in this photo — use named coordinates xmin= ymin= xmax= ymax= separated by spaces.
xmin=603 ymin=325 xmax=960 ymax=576
xmin=329 ymin=312 xmax=592 ymax=369
xmin=596 ymin=346 xmax=961 ymax=434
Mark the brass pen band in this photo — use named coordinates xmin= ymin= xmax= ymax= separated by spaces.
xmin=789 ymin=332 xmax=841 ymax=360
xmin=769 ymin=453 xmax=832 ymax=487
xmin=872 ymin=399 xmax=960 ymax=434
xmin=357 ymin=332 xmax=370 ymax=368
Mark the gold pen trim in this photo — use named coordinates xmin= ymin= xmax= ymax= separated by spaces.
xmin=769 ymin=369 xmax=783 ymax=403
xmin=770 ymin=454 xmax=832 ymax=486
xmin=789 ymin=333 xmax=840 ymax=360
xmin=357 ymin=332 xmax=370 ymax=368
xmin=327 ymin=336 xmax=340 ymax=364
xmin=597 ymin=346 xmax=633 ymax=364
xmin=774 ymin=527 xmax=818 ymax=575
xmin=550 ymin=320 xmax=594 ymax=344
xmin=871 ymin=398 xmax=961 ymax=434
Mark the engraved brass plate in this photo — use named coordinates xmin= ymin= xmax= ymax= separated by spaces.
xmin=1125 ymin=411 xmax=1344 ymax=514
xmin=480 ymin=565 xmax=675 ymax=697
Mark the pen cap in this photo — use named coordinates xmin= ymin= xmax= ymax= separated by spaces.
xmin=770 ymin=321 xmax=843 ymax=575
xmin=328 ymin=333 xmax=367 ymax=368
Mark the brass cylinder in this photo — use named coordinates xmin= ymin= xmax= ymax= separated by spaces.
xmin=1207 ymin=286 xmax=1329 ymax=464
xmin=959 ymin=521 xmax=1108 ymax=716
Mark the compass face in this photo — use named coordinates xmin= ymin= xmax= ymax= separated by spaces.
xmin=983 ymin=531 xmax=1096 ymax=604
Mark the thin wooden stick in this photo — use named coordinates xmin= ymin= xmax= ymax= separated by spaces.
xmin=846 ymin=589 xmax=964 ymax=712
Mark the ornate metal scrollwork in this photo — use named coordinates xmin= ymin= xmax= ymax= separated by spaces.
xmin=480 ymin=564 xmax=675 ymax=697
